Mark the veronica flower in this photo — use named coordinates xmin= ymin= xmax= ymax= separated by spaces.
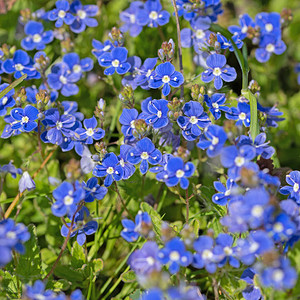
xmin=0 ymin=83 xmax=15 ymax=116
xmin=48 ymin=0 xmax=76 ymax=28
xmin=201 ymin=54 xmax=237 ymax=90
xmin=118 ymin=145 xmax=136 ymax=180
xmin=240 ymin=268 xmax=263 ymax=300
xmin=255 ymin=12 xmax=282 ymax=39
xmin=19 ymin=171 xmax=35 ymax=193
xmin=227 ymin=102 xmax=251 ymax=127
xmin=21 ymin=21 xmax=53 ymax=51
xmin=204 ymin=93 xmax=230 ymax=120
xmin=10 ymin=105 xmax=39 ymax=132
xmin=212 ymin=178 xmax=237 ymax=206
xmin=119 ymin=108 xmax=140 ymax=142
xmin=216 ymin=32 xmax=243 ymax=52
xmin=228 ymin=14 xmax=255 ymax=40
xmin=92 ymin=39 xmax=114 ymax=59
xmin=280 ymin=171 xmax=300 ymax=205
xmin=82 ymin=177 xmax=107 ymax=202
xmin=98 ymin=47 xmax=131 ymax=75
xmin=134 ymin=57 xmax=158 ymax=89
xmin=62 ymin=52 xmax=94 ymax=76
xmin=149 ymin=62 xmax=184 ymax=96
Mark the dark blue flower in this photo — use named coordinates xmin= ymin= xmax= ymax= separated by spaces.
xmin=140 ymin=97 xmax=169 ymax=129
xmin=177 ymin=101 xmax=210 ymax=141
xmin=10 ymin=105 xmax=39 ymax=132
xmin=93 ymin=152 xmax=124 ymax=187
xmin=25 ymin=85 xmax=58 ymax=104
xmin=119 ymin=108 xmax=140 ymax=142
xmin=240 ymin=268 xmax=263 ymax=300
xmin=149 ymin=62 xmax=184 ymax=96
xmin=61 ymin=206 xmax=98 ymax=245
xmin=257 ymin=101 xmax=284 ymax=128
xmin=118 ymin=145 xmax=136 ymax=180
xmin=157 ymin=237 xmax=192 ymax=274
xmin=99 ymin=47 xmax=131 ymax=75
xmin=121 ymin=56 xmax=142 ymax=89
xmin=92 ymin=39 xmax=114 ymax=59
xmin=25 ymin=280 xmax=67 ymax=299
xmin=255 ymin=12 xmax=281 ymax=40
xmin=134 ymin=57 xmax=157 ymax=89
xmin=228 ymin=14 xmax=255 ymax=40
xmin=149 ymin=153 xmax=173 ymax=181
xmin=21 ymin=21 xmax=53 ymax=51
xmin=127 ymin=137 xmax=162 ymax=174
xmin=201 ymin=54 xmax=237 ymax=90
xmin=75 ymin=116 xmax=105 ymax=144
xmin=164 ymin=157 xmax=195 ymax=189
xmin=204 ymin=93 xmax=230 ymax=120
xmin=212 ymin=178 xmax=237 ymax=206
xmin=2 ymin=49 xmax=41 ymax=79
xmin=280 ymin=171 xmax=300 ymax=205
xmin=0 ymin=83 xmax=15 ymax=116
xmin=197 ymin=124 xmax=227 ymax=157
xmin=70 ymin=0 xmax=98 ymax=33
xmin=227 ymin=102 xmax=251 ymax=127
xmin=121 ymin=211 xmax=152 ymax=242
xmin=48 ymin=0 xmax=76 ymax=28
xmin=82 ymin=177 xmax=107 ymax=202
xmin=216 ymin=32 xmax=243 ymax=52
xmin=63 ymin=52 xmax=94 ymax=76
xmin=0 ymin=161 xmax=22 ymax=178
xmin=51 ymin=181 xmax=85 ymax=217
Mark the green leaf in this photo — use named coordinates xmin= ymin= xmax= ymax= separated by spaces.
xmin=54 ymin=265 xmax=85 ymax=284
xmin=15 ymin=224 xmax=42 ymax=283
xmin=120 ymin=270 xmax=136 ymax=283
xmin=0 ymin=270 xmax=19 ymax=298
xmin=140 ymin=202 xmax=163 ymax=236
xmin=71 ymin=241 xmax=85 ymax=269
xmin=51 ymin=279 xmax=70 ymax=291
xmin=92 ymin=258 xmax=104 ymax=276
xmin=0 ymin=73 xmax=27 ymax=99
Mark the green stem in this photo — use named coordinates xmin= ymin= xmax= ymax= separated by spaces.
xmin=0 ymin=73 xmax=27 ymax=99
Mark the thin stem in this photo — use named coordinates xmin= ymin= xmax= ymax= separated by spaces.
xmin=4 ymin=148 xmax=56 ymax=219
xmin=171 ymin=0 xmax=184 ymax=98
xmin=114 ymin=182 xmax=132 ymax=217
xmin=185 ymin=189 xmax=189 ymax=224
xmin=43 ymin=203 xmax=83 ymax=280
xmin=212 ymin=277 xmax=220 ymax=300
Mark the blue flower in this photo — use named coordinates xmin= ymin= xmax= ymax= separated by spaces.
xmin=240 ymin=268 xmax=263 ymax=300
xmin=51 ymin=181 xmax=85 ymax=217
xmin=280 ymin=171 xmax=300 ymax=205
xmin=149 ymin=62 xmax=184 ymax=96
xmin=137 ymin=0 xmax=170 ymax=28
xmin=260 ymin=258 xmax=297 ymax=290
xmin=48 ymin=0 xmax=76 ymax=28
xmin=47 ymin=62 xmax=81 ymax=96
xmin=121 ymin=56 xmax=142 ymax=89
xmin=164 ymin=157 xmax=195 ymax=189
xmin=93 ymin=152 xmax=124 ymax=187
xmin=19 ymin=171 xmax=35 ymax=193
xmin=92 ymin=39 xmax=114 ymax=59
xmin=70 ymin=0 xmax=98 ymax=33
xmin=140 ymin=97 xmax=169 ymax=129
xmin=119 ymin=108 xmax=140 ymax=142
xmin=257 ymin=101 xmax=284 ymax=128
xmin=220 ymin=145 xmax=256 ymax=179
xmin=99 ymin=47 xmax=131 ymax=75
xmin=10 ymin=105 xmax=39 ymax=132
xmin=157 ymin=237 xmax=192 ymax=274
xmin=204 ymin=93 xmax=230 ymax=120
xmin=2 ymin=49 xmax=41 ymax=79
xmin=212 ymin=178 xmax=237 ymax=206
xmin=25 ymin=85 xmax=58 ymax=104
xmin=216 ymin=32 xmax=243 ymax=52
xmin=228 ymin=14 xmax=255 ymax=40
xmin=127 ymin=137 xmax=162 ymax=174
xmin=177 ymin=101 xmax=210 ymax=141
xmin=197 ymin=124 xmax=227 ymax=157
xmin=141 ymin=289 xmax=164 ymax=300
xmin=0 ymin=218 xmax=30 ymax=267
xmin=255 ymin=12 xmax=281 ymax=40
xmin=120 ymin=1 xmax=145 ymax=37
xmin=61 ymin=206 xmax=98 ymax=245
xmin=82 ymin=177 xmax=107 ymax=202
xmin=149 ymin=153 xmax=173 ymax=181
xmin=43 ymin=108 xmax=76 ymax=145
xmin=21 ymin=21 xmax=53 ymax=51
xmin=134 ymin=57 xmax=158 ymax=89
xmin=128 ymin=241 xmax=161 ymax=275
xmin=63 ymin=52 xmax=94 ymax=76
xmin=201 ymin=54 xmax=237 ymax=89
xmin=24 ymin=280 xmax=66 ymax=299
xmin=62 ymin=100 xmax=84 ymax=121
xmin=0 ymin=161 xmax=22 ymax=178
xmin=118 ymin=145 xmax=136 ymax=180
xmin=121 ymin=211 xmax=152 ymax=242
xmin=227 ymin=102 xmax=251 ymax=127
xmin=255 ymin=35 xmax=286 ymax=63
xmin=0 ymin=83 xmax=15 ymax=116
xmin=75 ymin=116 xmax=105 ymax=144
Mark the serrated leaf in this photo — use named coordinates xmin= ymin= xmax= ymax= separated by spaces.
xmin=71 ymin=241 xmax=85 ymax=269
xmin=54 ymin=265 xmax=85 ymax=284
xmin=120 ymin=270 xmax=136 ymax=283
xmin=0 ymin=270 xmax=19 ymax=298
xmin=15 ymin=224 xmax=42 ymax=283
xmin=93 ymin=258 xmax=104 ymax=275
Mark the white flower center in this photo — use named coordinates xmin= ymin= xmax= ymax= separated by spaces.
xmin=64 ymin=195 xmax=74 ymax=205
xmin=106 ymin=167 xmax=114 ymax=174
xmin=86 ymin=128 xmax=94 ymax=136
xmin=103 ymin=45 xmax=111 ymax=52
xmin=251 ymin=205 xmax=264 ymax=217
xmin=157 ymin=110 xmax=162 ymax=118
xmin=149 ymin=11 xmax=158 ymax=20
xmin=22 ymin=116 xmax=29 ymax=123
xmin=176 ymin=169 xmax=185 ymax=178
xmin=33 ymin=34 xmax=42 ymax=43
xmin=58 ymin=10 xmax=66 ymax=18
xmin=273 ymin=222 xmax=284 ymax=233
xmin=129 ymin=14 xmax=136 ymax=23
xmin=146 ymin=69 xmax=152 ymax=77
xmin=59 ymin=75 xmax=67 ymax=84
xmin=212 ymin=103 xmax=219 ymax=109
xmin=169 ymin=251 xmax=180 ymax=261
xmin=119 ymin=158 xmax=125 ymax=167
xmin=162 ymin=75 xmax=170 ymax=83
xmin=130 ymin=120 xmax=135 ymax=128
xmin=7 ymin=231 xmax=17 ymax=239
xmin=224 ymin=246 xmax=233 ymax=255
xmin=141 ymin=152 xmax=149 ymax=160
xmin=189 ymin=116 xmax=198 ymax=124
xmin=239 ymin=112 xmax=246 ymax=120
xmin=202 ymin=249 xmax=213 ymax=260
xmin=212 ymin=137 xmax=219 ymax=145
xmin=224 ymin=189 xmax=231 ymax=196
xmin=266 ymin=43 xmax=275 ymax=53
xmin=15 ymin=64 xmax=24 ymax=71
xmin=293 ymin=183 xmax=299 ymax=192
xmin=241 ymin=26 xmax=248 ymax=33
xmin=146 ymin=256 xmax=155 ymax=265
xmin=77 ymin=9 xmax=87 ymax=19
xmin=249 ymin=241 xmax=259 ymax=252
xmin=2 ymin=96 xmax=8 ymax=105
xmin=112 ymin=59 xmax=120 ymax=67
xmin=56 ymin=121 xmax=63 ymax=129
xmin=213 ymin=67 xmax=222 ymax=76
xmin=195 ymin=29 xmax=205 ymax=39
xmin=73 ymin=64 xmax=82 ymax=73
xmin=272 ymin=270 xmax=284 ymax=282
xmin=234 ymin=156 xmax=245 ymax=167
xmin=265 ymin=23 xmax=273 ymax=32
